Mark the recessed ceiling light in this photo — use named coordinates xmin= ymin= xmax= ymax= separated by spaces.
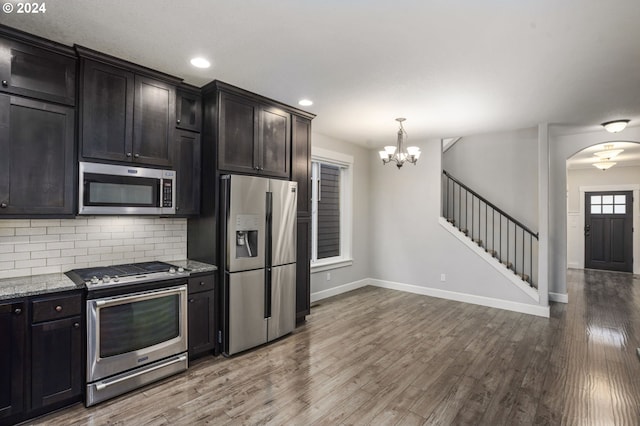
xmin=298 ymin=99 xmax=313 ymax=107
xmin=190 ymin=57 xmax=211 ymax=69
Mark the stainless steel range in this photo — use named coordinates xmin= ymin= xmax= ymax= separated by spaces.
xmin=66 ymin=261 xmax=189 ymax=407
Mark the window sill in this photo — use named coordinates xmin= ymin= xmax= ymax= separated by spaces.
xmin=311 ymin=258 xmax=353 ymax=273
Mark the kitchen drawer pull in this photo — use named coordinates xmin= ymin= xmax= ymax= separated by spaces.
xmin=199 ymin=281 xmax=205 ymax=286
xmin=0 ymin=202 xmax=7 ymax=208
xmin=126 ymin=152 xmax=132 ymax=157
xmin=176 ymin=119 xmax=181 ymax=124
xmin=189 ymin=299 xmax=194 ymax=303
xmin=95 ymin=355 xmax=187 ymax=391
xmin=55 ymin=305 xmax=63 ymax=312
xmin=1 ymin=80 xmax=7 ymax=87
xmin=74 ymin=322 xmax=80 ymax=328
xmin=14 ymin=308 xmax=22 ymax=315
xmin=134 ymin=153 xmax=140 ymax=159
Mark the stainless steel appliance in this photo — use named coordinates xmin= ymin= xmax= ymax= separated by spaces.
xmin=78 ymin=161 xmax=176 ymax=215
xmin=66 ymin=261 xmax=188 ymax=406
xmin=220 ymin=175 xmax=297 ymax=356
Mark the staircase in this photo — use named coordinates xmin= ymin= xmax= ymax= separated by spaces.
xmin=442 ymin=170 xmax=538 ymax=289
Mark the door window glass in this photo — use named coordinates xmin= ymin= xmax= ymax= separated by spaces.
xmin=590 ymin=194 xmax=626 ymax=215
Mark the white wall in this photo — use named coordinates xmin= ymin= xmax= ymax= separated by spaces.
xmin=369 ymin=137 xmax=540 ymax=308
xmin=549 ymin=125 xmax=640 ymax=295
xmin=566 ymin=165 xmax=640 ymax=273
xmin=0 ymin=217 xmax=187 ymax=279
xmin=310 ymin=133 xmax=371 ymax=297
xmin=443 ymin=127 xmax=539 ymax=230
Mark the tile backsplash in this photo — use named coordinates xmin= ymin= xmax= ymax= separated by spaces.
xmin=0 ymin=217 xmax=187 ymax=279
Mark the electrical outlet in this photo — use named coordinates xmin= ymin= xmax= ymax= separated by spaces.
xmin=440 ymin=273 xmax=446 ymax=282
xmin=326 ymin=272 xmax=331 ymax=281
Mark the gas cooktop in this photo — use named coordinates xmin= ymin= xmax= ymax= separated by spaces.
xmin=66 ymin=261 xmax=189 ymax=289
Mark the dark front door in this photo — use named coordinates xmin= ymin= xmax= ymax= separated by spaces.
xmin=585 ymin=191 xmax=633 ymax=272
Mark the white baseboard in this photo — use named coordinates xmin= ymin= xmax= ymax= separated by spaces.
xmin=369 ymin=279 xmax=550 ymax=318
xmin=310 ymin=279 xmax=370 ymax=303
xmin=567 ymin=262 xmax=582 ymax=269
xmin=549 ymin=292 xmax=569 ymax=303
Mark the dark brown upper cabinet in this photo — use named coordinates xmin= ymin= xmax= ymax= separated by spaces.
xmin=292 ymin=114 xmax=312 ymax=217
xmin=174 ymin=130 xmax=201 ymax=216
xmin=0 ymin=95 xmax=75 ymax=217
xmin=176 ymin=84 xmax=201 ymax=132
xmin=77 ymin=46 xmax=180 ymax=168
xmin=0 ymin=27 xmax=76 ymax=106
xmin=216 ymin=87 xmax=291 ymax=178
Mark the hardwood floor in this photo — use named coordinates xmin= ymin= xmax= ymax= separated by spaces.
xmin=32 ymin=269 xmax=640 ymax=425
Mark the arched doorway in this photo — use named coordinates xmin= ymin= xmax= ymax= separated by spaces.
xmin=566 ymin=141 xmax=640 ymax=275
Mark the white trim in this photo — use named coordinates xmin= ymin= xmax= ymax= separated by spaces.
xmin=311 ymin=147 xmax=354 ymax=167
xmin=549 ymin=292 xmax=569 ymax=303
xmin=310 ymin=258 xmax=354 ymax=273
xmin=310 ymin=278 xmax=370 ymax=303
xmin=310 ymin=277 xmax=550 ymax=317
xmin=369 ymin=279 xmax=550 ymax=318
xmin=439 ymin=217 xmax=540 ymax=302
xmin=578 ymin=184 xmax=640 ymax=275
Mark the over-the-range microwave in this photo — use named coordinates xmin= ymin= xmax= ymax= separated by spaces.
xmin=79 ymin=162 xmax=176 ymax=215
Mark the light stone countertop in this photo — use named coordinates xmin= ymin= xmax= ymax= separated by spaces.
xmin=0 ymin=259 xmax=217 ymax=301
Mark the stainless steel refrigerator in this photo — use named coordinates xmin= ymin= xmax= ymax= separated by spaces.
xmin=220 ymin=174 xmax=297 ymax=356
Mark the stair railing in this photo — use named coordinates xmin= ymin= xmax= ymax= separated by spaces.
xmin=442 ymin=170 xmax=539 ymax=289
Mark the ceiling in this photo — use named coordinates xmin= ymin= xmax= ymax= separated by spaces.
xmin=4 ymin=0 xmax=640 ymax=147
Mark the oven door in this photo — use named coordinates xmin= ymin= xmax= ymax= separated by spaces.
xmin=87 ymin=285 xmax=188 ymax=382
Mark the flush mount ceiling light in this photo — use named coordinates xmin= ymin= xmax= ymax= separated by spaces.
xmin=378 ymin=118 xmax=420 ymax=169
xmin=593 ymin=144 xmax=624 ymax=160
xmin=298 ymin=99 xmax=313 ymax=107
xmin=593 ymin=161 xmax=616 ymax=171
xmin=601 ymin=120 xmax=630 ymax=133
xmin=190 ymin=57 xmax=211 ymax=68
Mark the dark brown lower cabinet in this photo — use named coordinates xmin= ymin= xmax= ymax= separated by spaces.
xmin=31 ymin=316 xmax=82 ymax=409
xmin=296 ymin=217 xmax=311 ymax=322
xmin=188 ymin=274 xmax=216 ymax=358
xmin=0 ymin=300 xmax=26 ymax=424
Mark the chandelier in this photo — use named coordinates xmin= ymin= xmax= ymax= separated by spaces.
xmin=378 ymin=118 xmax=421 ymax=168
xmin=592 ymin=144 xmax=623 ymax=170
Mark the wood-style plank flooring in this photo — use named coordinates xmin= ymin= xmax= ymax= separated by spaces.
xmin=32 ymin=269 xmax=640 ymax=425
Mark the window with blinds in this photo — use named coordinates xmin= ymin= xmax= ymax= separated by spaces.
xmin=316 ymin=163 xmax=341 ymax=259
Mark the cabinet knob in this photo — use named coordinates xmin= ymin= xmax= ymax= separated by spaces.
xmin=1 ymin=80 xmax=7 ymax=87
xmin=259 ymin=167 xmax=264 ymax=171
xmin=254 ymin=166 xmax=260 ymax=171
xmin=189 ymin=299 xmax=194 ymax=303
xmin=126 ymin=152 xmax=132 ymax=157
xmin=55 ymin=305 xmax=63 ymax=312
xmin=176 ymin=119 xmax=181 ymax=124
xmin=14 ymin=307 xmax=22 ymax=315
xmin=0 ymin=202 xmax=7 ymax=208
xmin=74 ymin=322 xmax=80 ymax=328
xmin=199 ymin=281 xmax=205 ymax=286
xmin=175 ymin=206 xmax=180 ymax=211
xmin=134 ymin=153 xmax=140 ymax=159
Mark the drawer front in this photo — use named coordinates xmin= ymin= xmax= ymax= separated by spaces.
xmin=32 ymin=293 xmax=82 ymax=323
xmin=188 ymin=274 xmax=215 ymax=294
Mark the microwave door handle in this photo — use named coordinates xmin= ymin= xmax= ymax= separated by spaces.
xmin=95 ymin=286 xmax=187 ymax=308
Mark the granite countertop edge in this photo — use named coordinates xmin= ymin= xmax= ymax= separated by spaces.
xmin=0 ymin=259 xmax=218 ymax=301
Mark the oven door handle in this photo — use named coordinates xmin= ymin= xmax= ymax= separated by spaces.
xmin=95 ymin=354 xmax=187 ymax=391
xmin=94 ymin=285 xmax=187 ymax=307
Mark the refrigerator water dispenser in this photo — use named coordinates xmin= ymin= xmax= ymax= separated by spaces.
xmin=235 ymin=214 xmax=261 ymax=258
xmin=236 ymin=230 xmax=258 ymax=258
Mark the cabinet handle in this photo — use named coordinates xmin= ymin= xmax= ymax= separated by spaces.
xmin=1 ymin=80 xmax=7 ymax=87
xmin=176 ymin=119 xmax=181 ymax=124
xmin=0 ymin=202 xmax=7 ymax=208
xmin=175 ymin=206 xmax=180 ymax=211
xmin=14 ymin=307 xmax=22 ymax=315
xmin=254 ymin=166 xmax=260 ymax=171
xmin=259 ymin=166 xmax=264 ymax=171
xmin=199 ymin=281 xmax=205 ymax=286
xmin=134 ymin=153 xmax=140 ymax=159
xmin=74 ymin=322 xmax=80 ymax=328
xmin=126 ymin=152 xmax=132 ymax=158
xmin=55 ymin=305 xmax=63 ymax=312
xmin=189 ymin=299 xmax=194 ymax=303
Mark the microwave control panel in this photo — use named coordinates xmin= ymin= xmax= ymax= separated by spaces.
xmin=162 ymin=179 xmax=173 ymax=207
